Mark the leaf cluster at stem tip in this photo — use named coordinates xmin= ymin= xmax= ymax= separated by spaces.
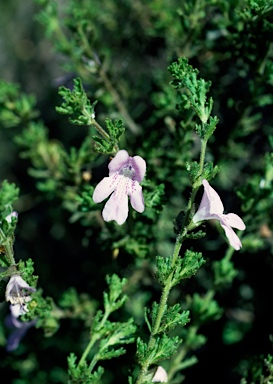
xmin=168 ymin=57 xmax=219 ymax=140
xmin=56 ymin=78 xmax=124 ymax=154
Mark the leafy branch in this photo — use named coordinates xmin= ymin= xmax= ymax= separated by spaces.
xmin=56 ymin=78 xmax=125 ymax=154
xmin=132 ymin=57 xmax=220 ymax=384
xmin=68 ymin=274 xmax=136 ymax=384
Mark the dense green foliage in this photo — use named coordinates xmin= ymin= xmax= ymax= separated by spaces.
xmin=1 ymin=0 xmax=273 ymax=383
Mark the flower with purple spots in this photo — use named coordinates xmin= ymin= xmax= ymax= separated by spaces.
xmin=93 ymin=150 xmax=146 ymax=225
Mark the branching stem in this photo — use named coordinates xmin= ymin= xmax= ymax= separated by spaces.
xmin=134 ymin=133 xmax=208 ymax=384
xmin=78 ymin=309 xmax=110 ymax=371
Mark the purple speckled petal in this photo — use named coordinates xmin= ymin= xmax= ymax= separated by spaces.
xmin=129 ymin=182 xmax=145 ymax=213
xmin=93 ymin=175 xmax=118 ymax=203
xmin=102 ymin=189 xmax=129 ymax=225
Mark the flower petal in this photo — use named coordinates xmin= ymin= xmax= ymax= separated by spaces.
xmin=5 ymin=211 xmax=18 ymax=223
xmin=220 ymin=222 xmax=243 ymax=250
xmin=108 ymin=150 xmax=129 ymax=175
xmin=102 ymin=190 xmax=129 ymax=225
xmin=203 ymin=179 xmax=224 ymax=215
xmin=192 ymin=180 xmax=224 ymax=223
xmin=10 ymin=303 xmax=29 ymax=318
xmin=224 ymin=213 xmax=246 ymax=230
xmin=152 ymin=366 xmax=168 ymax=382
xmin=132 ymin=156 xmax=146 ymax=183
xmin=93 ymin=176 xmax=118 ymax=203
xmin=7 ymin=275 xmax=33 ymax=291
xmin=129 ymin=182 xmax=145 ymax=213
xmin=5 ymin=275 xmax=35 ymax=304
xmin=5 ymin=312 xmax=36 ymax=352
xmin=6 ymin=323 xmax=29 ymax=352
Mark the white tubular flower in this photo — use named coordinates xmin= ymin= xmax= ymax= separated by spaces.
xmin=152 ymin=366 xmax=168 ymax=383
xmin=192 ymin=180 xmax=246 ymax=250
xmin=5 ymin=275 xmax=36 ymax=306
xmin=5 ymin=211 xmax=18 ymax=223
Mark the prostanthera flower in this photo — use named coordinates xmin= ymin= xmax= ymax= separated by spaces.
xmin=93 ymin=149 xmax=146 ymax=225
xmin=192 ymin=180 xmax=246 ymax=250
xmin=5 ymin=275 xmax=36 ymax=307
xmin=152 ymin=366 xmax=168 ymax=383
xmin=5 ymin=275 xmax=36 ymax=351
xmin=5 ymin=211 xmax=18 ymax=223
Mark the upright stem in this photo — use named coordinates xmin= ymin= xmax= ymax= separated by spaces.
xmin=199 ymin=137 xmax=207 ymax=176
xmin=135 ymin=237 xmax=183 ymax=384
xmin=135 ymin=136 xmax=208 ymax=384
xmin=89 ymin=117 xmax=119 ymax=155
xmin=0 ymin=228 xmax=15 ymax=266
xmin=78 ymin=309 xmax=110 ymax=369
xmin=87 ymin=117 xmax=111 ymax=142
xmin=84 ymin=109 xmax=119 ymax=155
xmin=135 ymin=128 xmax=207 ymax=384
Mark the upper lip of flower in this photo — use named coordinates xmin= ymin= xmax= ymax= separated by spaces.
xmin=192 ymin=179 xmax=246 ymax=250
xmin=5 ymin=275 xmax=36 ymax=306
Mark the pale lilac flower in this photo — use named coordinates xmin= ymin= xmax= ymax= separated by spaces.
xmin=5 ymin=275 xmax=36 ymax=306
xmin=5 ymin=279 xmax=36 ymax=352
xmin=152 ymin=366 xmax=168 ymax=383
xmin=5 ymin=211 xmax=18 ymax=223
xmin=192 ymin=180 xmax=246 ymax=250
xmin=93 ymin=150 xmax=146 ymax=225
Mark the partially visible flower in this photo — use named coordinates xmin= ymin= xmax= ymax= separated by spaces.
xmin=5 ymin=211 xmax=18 ymax=223
xmin=5 ymin=275 xmax=36 ymax=306
xmin=5 ymin=305 xmax=36 ymax=352
xmin=192 ymin=179 xmax=246 ymax=250
xmin=152 ymin=366 xmax=168 ymax=383
xmin=93 ymin=149 xmax=146 ymax=225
